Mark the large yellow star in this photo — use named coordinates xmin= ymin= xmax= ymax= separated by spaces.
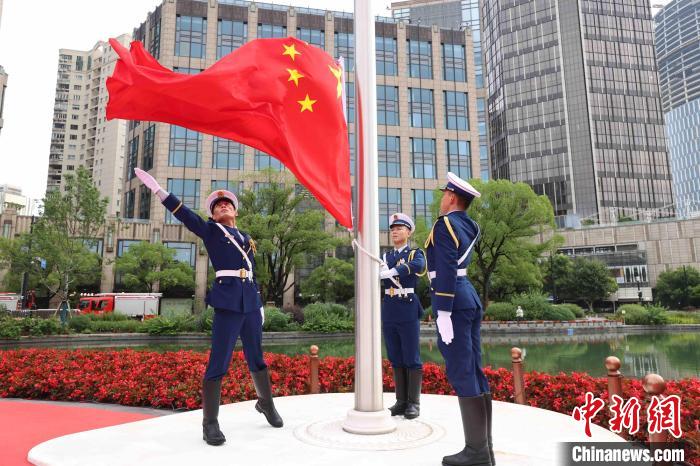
xmin=282 ymin=43 xmax=301 ymax=61
xmin=297 ymin=94 xmax=317 ymax=113
xmin=286 ymin=69 xmax=304 ymax=87
xmin=329 ymin=64 xmax=343 ymax=99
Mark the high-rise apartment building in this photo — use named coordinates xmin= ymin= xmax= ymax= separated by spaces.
xmin=122 ymin=0 xmax=480 ymax=244
xmin=391 ymin=0 xmax=489 ymax=181
xmin=482 ymin=0 xmax=674 ymax=227
xmin=47 ymin=35 xmax=131 ymax=215
xmin=655 ymin=0 xmax=700 ymax=218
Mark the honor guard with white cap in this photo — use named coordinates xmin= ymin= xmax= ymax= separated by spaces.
xmin=133 ymin=168 xmax=283 ymax=446
xmin=379 ymin=213 xmax=426 ymax=419
xmin=426 ymin=172 xmax=494 ymax=466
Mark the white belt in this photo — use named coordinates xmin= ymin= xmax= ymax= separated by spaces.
xmin=384 ymin=288 xmax=415 ymax=297
xmin=428 ymin=270 xmax=466 ymax=280
xmin=216 ymin=269 xmax=253 ymax=280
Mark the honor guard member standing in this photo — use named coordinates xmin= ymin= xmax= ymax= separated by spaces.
xmin=133 ymin=168 xmax=283 ymax=446
xmin=426 ymin=172 xmax=494 ymax=466
xmin=379 ymin=213 xmax=426 ymax=419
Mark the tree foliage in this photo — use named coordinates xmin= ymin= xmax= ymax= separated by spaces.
xmin=114 ymin=241 xmax=195 ymax=293
xmin=564 ymin=258 xmax=618 ymax=311
xmin=300 ymin=257 xmax=354 ymax=304
xmin=655 ymin=266 xmax=700 ymax=309
xmin=0 ymin=167 xmax=106 ymax=301
xmin=237 ymin=171 xmax=345 ymax=305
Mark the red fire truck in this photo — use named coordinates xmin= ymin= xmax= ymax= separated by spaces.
xmin=78 ymin=293 xmax=162 ymax=319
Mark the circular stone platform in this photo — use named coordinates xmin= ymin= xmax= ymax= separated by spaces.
xmin=28 ymin=393 xmax=625 ymax=466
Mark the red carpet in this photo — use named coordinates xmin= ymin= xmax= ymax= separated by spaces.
xmin=0 ymin=401 xmax=155 ymax=466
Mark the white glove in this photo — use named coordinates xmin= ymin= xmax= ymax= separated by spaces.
xmin=134 ymin=168 xmax=161 ymax=192
xmin=436 ymin=311 xmax=454 ymax=345
xmin=260 ymin=306 xmax=265 ymax=325
xmin=380 ymin=262 xmax=390 ymax=273
xmin=380 ymin=268 xmax=398 ymax=280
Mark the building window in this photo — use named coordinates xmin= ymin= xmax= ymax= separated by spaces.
xmin=212 ymin=137 xmax=243 ymax=170
xmin=349 ymin=134 xmax=356 ymax=177
xmin=376 ymin=36 xmax=397 ymax=76
xmin=297 ymin=28 xmax=324 ymax=50
xmin=377 ymin=85 xmax=399 ymax=126
xmin=117 ymin=240 xmax=141 ymax=257
xmin=447 ymin=140 xmax=471 ymax=179
xmin=127 ymin=136 xmax=139 ymax=180
xmin=169 ymin=125 xmax=201 ymax=167
xmin=408 ymin=40 xmax=432 ymax=78
xmin=173 ymin=67 xmax=202 ymax=75
xmin=255 ymin=151 xmax=283 ymax=171
xmin=334 ymin=32 xmax=354 ymax=71
xmin=345 ymin=82 xmax=355 ymax=124
xmin=411 ymin=138 xmax=437 ymax=179
xmin=409 ymin=88 xmax=434 ymax=128
xmin=2 ymin=222 xmax=11 ymax=238
xmin=142 ymin=125 xmax=155 ymax=170
xmin=258 ymin=24 xmax=286 ymax=39
xmin=412 ymin=189 xmax=435 ymax=225
xmin=217 ymin=20 xmax=247 ymax=59
xmin=164 ymin=241 xmax=196 ymax=267
xmin=443 ymin=43 xmax=466 ymax=82
xmin=379 ymin=188 xmax=401 ymax=230
xmin=138 ymin=185 xmax=151 ymax=220
xmin=124 ymin=189 xmax=135 ymax=219
xmin=175 ymin=15 xmax=207 ymax=58
xmin=378 ymin=136 xmax=401 ymax=178
xmin=444 ymin=91 xmax=469 ymax=130
xmin=166 ymin=179 xmax=200 ymax=224
xmin=211 ymin=180 xmax=244 ymax=194
xmin=149 ymin=18 xmax=161 ymax=59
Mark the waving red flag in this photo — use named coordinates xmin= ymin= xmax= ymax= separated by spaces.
xmin=106 ymin=38 xmax=352 ymax=228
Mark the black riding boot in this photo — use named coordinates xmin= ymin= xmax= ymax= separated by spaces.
xmin=251 ymin=368 xmax=284 ymax=428
xmin=404 ymin=368 xmax=422 ymax=419
xmin=388 ymin=367 xmax=408 ymax=416
xmin=202 ymin=379 xmax=226 ymax=446
xmin=442 ymin=395 xmax=492 ymax=466
xmin=484 ymin=392 xmax=495 ymax=465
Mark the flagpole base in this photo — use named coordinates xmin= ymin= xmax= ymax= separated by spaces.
xmin=341 ymin=408 xmax=396 ymax=435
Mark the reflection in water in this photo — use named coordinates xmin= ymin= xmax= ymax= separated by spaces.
xmin=3 ymin=331 xmax=699 ymax=379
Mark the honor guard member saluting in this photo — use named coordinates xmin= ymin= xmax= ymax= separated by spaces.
xmin=427 ymin=172 xmax=494 ymax=466
xmin=379 ymin=213 xmax=426 ymax=419
xmin=133 ymin=168 xmax=283 ymax=446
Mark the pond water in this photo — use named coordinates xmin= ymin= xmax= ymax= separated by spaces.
xmin=8 ymin=330 xmax=698 ymax=379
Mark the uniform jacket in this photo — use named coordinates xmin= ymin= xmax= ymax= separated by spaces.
xmin=381 ymin=246 xmax=426 ymax=323
xmin=425 ymin=210 xmax=482 ymax=313
xmin=162 ymin=194 xmax=263 ymax=313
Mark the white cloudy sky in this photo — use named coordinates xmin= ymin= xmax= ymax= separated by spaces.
xmin=0 ymin=0 xmax=673 ymax=202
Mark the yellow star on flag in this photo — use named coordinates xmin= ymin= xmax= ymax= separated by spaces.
xmin=297 ymin=94 xmax=317 ymax=113
xmin=286 ymin=69 xmax=304 ymax=87
xmin=329 ymin=64 xmax=343 ymax=99
xmin=282 ymin=43 xmax=301 ymax=61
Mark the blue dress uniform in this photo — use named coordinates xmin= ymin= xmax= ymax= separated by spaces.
xmin=381 ymin=213 xmax=426 ymax=419
xmin=427 ymin=173 xmax=493 ymax=466
xmin=160 ymin=188 xmax=283 ymax=446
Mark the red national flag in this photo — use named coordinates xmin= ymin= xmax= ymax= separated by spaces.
xmin=106 ymin=37 xmax=352 ymax=228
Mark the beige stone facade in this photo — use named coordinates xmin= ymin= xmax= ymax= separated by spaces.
xmin=47 ymin=36 xmax=131 ymax=216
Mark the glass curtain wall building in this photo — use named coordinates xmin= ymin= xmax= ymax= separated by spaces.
xmin=655 ymin=0 xmax=700 ymax=218
xmin=482 ymin=0 xmax=674 ymax=227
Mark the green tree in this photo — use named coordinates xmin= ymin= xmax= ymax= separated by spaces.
xmin=467 ymin=180 xmax=560 ymax=306
xmin=541 ymin=253 xmax=575 ymax=302
xmin=562 ymin=258 xmax=618 ymax=312
xmin=115 ymin=241 xmax=195 ymax=292
xmin=300 ymin=257 xmax=354 ymax=303
xmin=0 ymin=167 xmax=106 ymax=302
xmin=655 ymin=265 xmax=700 ymax=309
xmin=237 ymin=171 xmax=345 ymax=305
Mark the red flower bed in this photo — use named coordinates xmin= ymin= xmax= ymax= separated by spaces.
xmin=1 ymin=349 xmax=697 ymax=463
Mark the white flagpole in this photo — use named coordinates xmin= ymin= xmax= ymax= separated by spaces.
xmin=342 ymin=0 xmax=395 ymax=435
